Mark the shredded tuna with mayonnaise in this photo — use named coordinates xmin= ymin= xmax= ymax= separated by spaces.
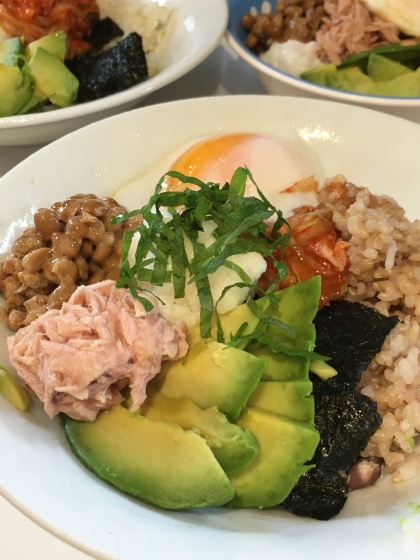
xmin=7 ymin=280 xmax=188 ymax=421
xmin=316 ymin=0 xmax=417 ymax=65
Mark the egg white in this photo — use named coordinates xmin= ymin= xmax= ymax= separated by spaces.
xmin=115 ymin=133 xmax=323 ymax=218
xmin=363 ymin=0 xmax=420 ymax=38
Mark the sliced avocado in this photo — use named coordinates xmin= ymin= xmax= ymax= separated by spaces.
xmin=0 ymin=366 xmax=30 ymax=412
xmin=18 ymin=92 xmax=47 ymax=114
xmin=247 ymin=380 xmax=314 ymax=423
xmin=373 ymin=69 xmax=420 ymax=97
xmin=339 ymin=44 xmax=420 ymax=72
xmin=300 ymin=63 xmax=336 ymax=86
xmin=211 ymin=298 xmax=266 ymax=345
xmin=139 ymin=388 xmax=258 ymax=474
xmin=0 ymin=64 xmax=33 ymax=117
xmin=26 ymin=31 xmax=67 ymax=62
xmin=247 ymin=277 xmax=321 ymax=381
xmin=28 ymin=47 xmax=78 ymax=107
xmin=226 ymin=279 xmax=321 ymax=508
xmin=214 ymin=276 xmax=321 ymax=345
xmin=367 ymin=53 xmax=411 ymax=82
xmin=264 ymin=275 xmax=321 ymax=331
xmin=326 ymin=66 xmax=376 ymax=95
xmin=250 ymin=323 xmax=316 ymax=381
xmin=309 ymin=359 xmax=338 ymax=380
xmin=64 ymin=405 xmax=235 ymax=509
xmin=155 ymin=339 xmax=266 ymax=421
xmin=0 ymin=37 xmax=25 ymax=67
xmin=228 ymin=407 xmax=319 ymax=508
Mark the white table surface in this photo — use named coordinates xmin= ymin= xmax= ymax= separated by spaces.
xmin=1 ymin=38 xmax=420 ymax=560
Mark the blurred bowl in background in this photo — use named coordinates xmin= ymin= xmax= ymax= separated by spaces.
xmin=0 ymin=0 xmax=228 ymax=147
xmin=226 ymin=0 xmax=420 ymax=108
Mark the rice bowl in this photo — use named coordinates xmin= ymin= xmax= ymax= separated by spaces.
xmin=0 ymin=0 xmax=228 ymax=146
xmin=0 ymin=95 xmax=420 ymax=559
xmin=226 ymin=0 xmax=420 ymax=107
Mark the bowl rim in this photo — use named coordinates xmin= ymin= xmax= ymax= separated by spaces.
xmin=225 ymin=0 xmax=420 ymax=108
xmin=0 ymin=0 xmax=229 ymax=131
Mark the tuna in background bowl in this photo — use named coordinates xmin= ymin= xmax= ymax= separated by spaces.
xmin=0 ymin=0 xmax=228 ymax=147
xmin=226 ymin=0 xmax=420 ymax=108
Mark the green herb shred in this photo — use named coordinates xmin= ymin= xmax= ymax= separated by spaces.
xmin=113 ymin=167 xmax=326 ymax=362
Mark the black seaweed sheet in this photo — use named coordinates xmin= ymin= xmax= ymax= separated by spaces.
xmin=87 ymin=17 xmax=124 ymax=54
xmin=282 ymin=300 xmax=399 ymax=520
xmin=67 ymin=33 xmax=148 ymax=103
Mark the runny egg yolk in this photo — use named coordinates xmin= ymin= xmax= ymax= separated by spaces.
xmin=166 ymin=133 xmax=318 ymax=201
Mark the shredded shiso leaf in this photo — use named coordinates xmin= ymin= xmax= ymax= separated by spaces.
xmin=113 ymin=167 xmax=327 ymax=362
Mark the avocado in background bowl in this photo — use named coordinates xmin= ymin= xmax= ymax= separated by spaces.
xmin=0 ymin=33 xmax=79 ymax=117
xmin=301 ymin=44 xmax=420 ymax=98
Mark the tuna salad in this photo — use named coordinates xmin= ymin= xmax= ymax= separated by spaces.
xmin=8 ymin=280 xmax=188 ymax=421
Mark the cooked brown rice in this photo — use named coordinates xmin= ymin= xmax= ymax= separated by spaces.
xmin=319 ymin=175 xmax=420 ymax=483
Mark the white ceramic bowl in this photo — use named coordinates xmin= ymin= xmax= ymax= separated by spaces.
xmin=0 ymin=0 xmax=228 ymax=147
xmin=1 ymin=95 xmax=420 ymax=560
xmin=226 ymin=0 xmax=420 ymax=108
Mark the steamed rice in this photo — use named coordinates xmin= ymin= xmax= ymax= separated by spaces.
xmin=319 ymin=175 xmax=420 ymax=482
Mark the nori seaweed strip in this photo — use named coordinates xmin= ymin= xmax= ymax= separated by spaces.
xmin=86 ymin=18 xmax=124 ymax=54
xmin=67 ymin=33 xmax=148 ymax=103
xmin=282 ymin=301 xmax=399 ymax=520
xmin=312 ymin=301 xmax=400 ymax=389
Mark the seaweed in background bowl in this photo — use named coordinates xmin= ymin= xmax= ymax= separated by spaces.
xmin=67 ymin=32 xmax=149 ymax=103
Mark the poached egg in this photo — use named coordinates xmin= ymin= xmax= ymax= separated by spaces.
xmin=118 ymin=132 xmax=322 ymax=328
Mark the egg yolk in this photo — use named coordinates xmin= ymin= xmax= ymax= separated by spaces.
xmin=166 ymin=133 xmax=317 ymax=200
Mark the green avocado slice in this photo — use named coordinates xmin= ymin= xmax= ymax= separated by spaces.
xmin=155 ymin=339 xmax=266 ymax=421
xmin=139 ymin=388 xmax=258 ymax=474
xmin=64 ymin=405 xmax=235 ymax=509
xmin=223 ymin=278 xmax=321 ymax=508
xmin=228 ymin=407 xmax=319 ymax=508
xmin=339 ymin=43 xmax=420 ymax=72
xmin=249 ymin=323 xmax=316 ymax=381
xmin=26 ymin=31 xmax=67 ymax=62
xmin=28 ymin=47 xmax=78 ymax=107
xmin=367 ymin=53 xmax=412 ymax=82
xmin=300 ymin=63 xmax=336 ymax=86
xmin=0 ymin=37 xmax=25 ymax=67
xmin=247 ymin=380 xmax=314 ymax=423
xmin=0 ymin=64 xmax=33 ymax=117
xmin=326 ymin=66 xmax=376 ymax=95
xmin=373 ymin=69 xmax=420 ymax=97
xmin=18 ymin=92 xmax=47 ymax=114
xmin=0 ymin=366 xmax=30 ymax=412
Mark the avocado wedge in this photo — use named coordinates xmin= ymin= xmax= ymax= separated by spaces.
xmin=0 ymin=366 xmax=30 ymax=412
xmin=64 ymin=405 xmax=235 ymax=509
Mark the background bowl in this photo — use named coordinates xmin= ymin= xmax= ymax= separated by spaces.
xmin=226 ymin=0 xmax=420 ymax=108
xmin=0 ymin=0 xmax=228 ymax=147
xmin=0 ymin=95 xmax=420 ymax=560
